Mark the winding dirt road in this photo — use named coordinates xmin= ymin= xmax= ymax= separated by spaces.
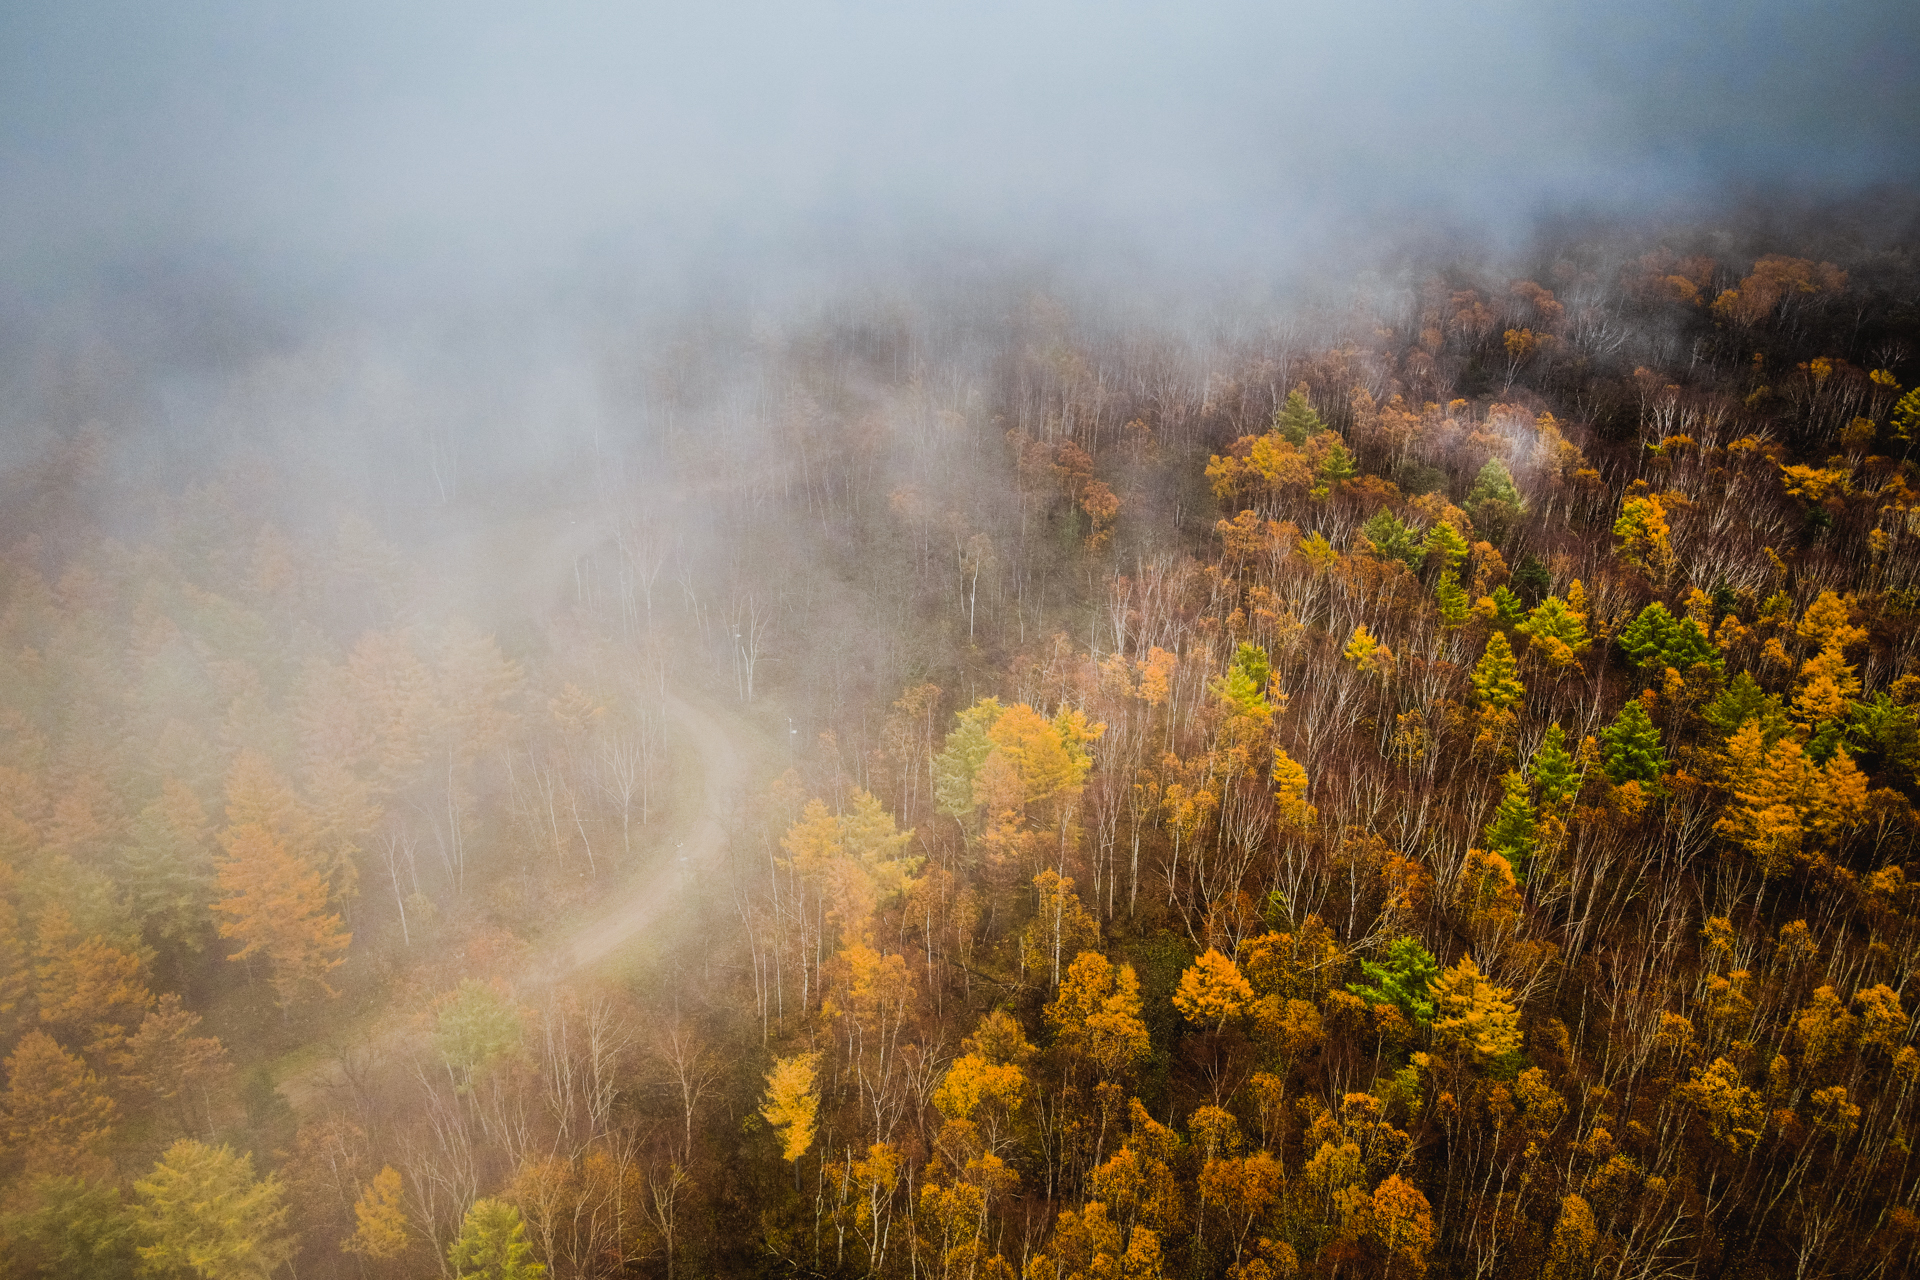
xmin=564 ymin=689 xmax=747 ymax=972
xmin=280 ymin=686 xmax=753 ymax=1110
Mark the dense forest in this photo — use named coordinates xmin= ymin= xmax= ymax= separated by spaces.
xmin=4 ymin=205 xmax=1920 ymax=1280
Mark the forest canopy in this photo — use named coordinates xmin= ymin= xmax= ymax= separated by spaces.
xmin=2 ymin=205 xmax=1920 ymax=1280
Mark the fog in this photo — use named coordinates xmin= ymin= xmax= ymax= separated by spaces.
xmin=3 ymin=0 xmax=1912 ymax=508
xmin=5 ymin=1 xmax=1916 ymax=302
xmin=4 ymin=6 xmax=1920 ymax=1277
xmin=3 ymin=0 xmax=1916 ymax=645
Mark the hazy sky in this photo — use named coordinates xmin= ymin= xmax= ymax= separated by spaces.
xmin=1 ymin=0 xmax=1915 ymax=299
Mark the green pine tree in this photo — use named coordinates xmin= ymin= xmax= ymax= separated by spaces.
xmin=1619 ymin=603 xmax=1721 ymax=677
xmin=1470 ymin=632 xmax=1526 ymax=712
xmin=1602 ymin=699 xmax=1665 ymax=784
xmin=1703 ymin=672 xmax=1791 ymax=746
xmin=1483 ymin=770 xmax=1540 ymax=873
xmin=0 ymin=1175 xmax=139 ymax=1279
xmin=449 ymin=1199 xmax=545 ymax=1280
xmin=933 ymin=698 xmax=1005 ymax=822
xmin=115 ymin=782 xmax=215 ymax=958
xmin=1347 ymin=936 xmax=1440 ymax=1023
xmin=1519 ymin=595 xmax=1588 ymax=651
xmin=432 ymin=979 xmax=524 ymax=1095
xmin=1488 ymin=585 xmax=1527 ymax=628
xmin=1512 ymin=554 xmax=1553 ymax=605
xmin=1422 ymin=521 xmax=1471 ymax=574
xmin=1273 ymin=388 xmax=1326 ymax=444
xmin=1469 ymin=457 xmax=1524 ymax=539
xmin=1435 ymin=573 xmax=1471 ymax=629
xmin=1847 ymin=692 xmax=1920 ymax=780
xmin=1213 ymin=643 xmax=1271 ymax=714
xmin=1531 ymin=724 xmax=1580 ymax=813
xmin=1468 ymin=457 xmax=1524 ymax=511
xmin=1316 ymin=437 xmax=1358 ymax=488
xmin=1361 ymin=509 xmax=1423 ymax=568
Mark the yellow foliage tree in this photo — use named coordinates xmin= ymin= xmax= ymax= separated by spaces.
xmin=779 ymin=790 xmax=920 ymax=945
xmin=1022 ymin=870 xmax=1100 ymax=988
xmin=1468 ymin=633 xmax=1525 ymax=713
xmin=1173 ymin=948 xmax=1255 ymax=1034
xmin=1613 ymin=495 xmax=1675 ymax=585
xmin=222 ymin=750 xmax=327 ymax=882
xmin=1429 ymin=954 xmax=1521 ymax=1062
xmin=1364 ymin=1174 xmax=1434 ymax=1277
xmin=1676 ymin=1057 xmax=1765 ymax=1151
xmin=1542 ymin=1193 xmax=1596 ymax=1280
xmin=1047 ymin=952 xmax=1151 ymax=1082
xmin=1270 ymin=746 xmax=1316 ymax=830
xmin=760 ymin=1052 xmax=821 ymax=1164
xmin=345 ymin=1165 xmax=412 ymax=1260
xmin=32 ymin=904 xmax=155 ymax=1071
xmin=1716 ymin=720 xmax=1869 ymax=877
xmin=933 ymin=1039 xmax=1028 ymax=1157
xmin=1344 ymin=625 xmax=1392 ymax=676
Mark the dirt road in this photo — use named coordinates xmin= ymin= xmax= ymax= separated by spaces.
xmin=280 ymin=686 xmax=753 ymax=1110
xmin=564 ymin=689 xmax=747 ymax=971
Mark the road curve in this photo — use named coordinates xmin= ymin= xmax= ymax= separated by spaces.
xmin=281 ymin=687 xmax=749 ymax=1111
xmin=564 ymin=689 xmax=746 ymax=971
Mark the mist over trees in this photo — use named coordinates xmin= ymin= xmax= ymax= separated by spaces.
xmin=0 ymin=190 xmax=1918 ymax=1280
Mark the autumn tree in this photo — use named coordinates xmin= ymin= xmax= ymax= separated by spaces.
xmin=1614 ymin=495 xmax=1675 ymax=585
xmin=345 ymin=1165 xmax=413 ymax=1262
xmin=3 ymin=1030 xmax=117 ymax=1173
xmin=1271 ymin=746 xmax=1316 ymax=831
xmin=1542 ymin=1193 xmax=1596 ymax=1280
xmin=1345 ymin=625 xmax=1392 ymax=676
xmin=780 ymin=789 xmax=919 ymax=949
xmin=761 ymin=1052 xmax=821 ymax=1165
xmin=132 ymin=1140 xmax=294 ymax=1280
xmin=1429 ymin=954 xmax=1520 ymax=1062
xmin=210 ymin=822 xmax=351 ymax=1011
xmin=31 ymin=905 xmax=154 ymax=1071
xmin=1023 ymin=870 xmax=1101 ymax=988
xmin=1710 ymin=254 xmax=1845 ymax=327
xmin=1469 ymin=633 xmax=1524 ymax=713
xmin=932 ymin=1009 xmax=1032 ymax=1158
xmin=0 ymin=865 xmax=25 ymax=1047
xmin=1363 ymin=1173 xmax=1435 ymax=1278
xmin=1047 ymin=951 xmax=1151 ymax=1082
xmin=933 ymin=695 xmax=1101 ymax=876
xmin=1717 ymin=719 xmax=1868 ymax=877
xmin=1173 ymin=949 xmax=1255 ymax=1034
xmin=1518 ymin=595 xmax=1589 ymax=672
xmin=449 ymin=1198 xmax=546 ymax=1280
xmin=125 ymin=994 xmax=234 ymax=1134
